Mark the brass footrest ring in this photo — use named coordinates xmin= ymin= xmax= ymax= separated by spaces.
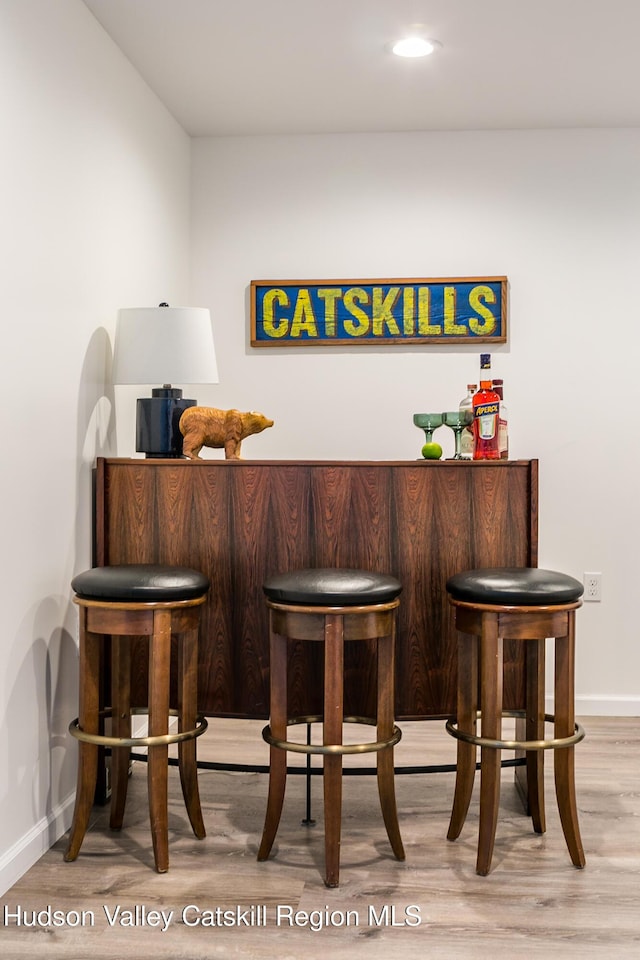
xmin=446 ymin=710 xmax=584 ymax=751
xmin=69 ymin=707 xmax=208 ymax=747
xmin=262 ymin=714 xmax=402 ymax=756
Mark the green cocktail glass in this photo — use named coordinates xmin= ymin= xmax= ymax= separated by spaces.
xmin=442 ymin=410 xmax=474 ymax=459
xmin=413 ymin=413 xmax=444 ymax=447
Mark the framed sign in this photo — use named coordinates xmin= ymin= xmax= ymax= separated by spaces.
xmin=250 ymin=277 xmax=507 ymax=347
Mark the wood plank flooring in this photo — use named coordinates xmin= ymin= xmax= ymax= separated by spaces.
xmin=1 ymin=717 xmax=638 ymax=959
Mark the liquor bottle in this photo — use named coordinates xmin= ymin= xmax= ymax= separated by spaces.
xmin=472 ymin=355 xmax=500 ymax=460
xmin=459 ymin=383 xmax=477 ymax=459
xmin=492 ymin=378 xmax=509 ymax=460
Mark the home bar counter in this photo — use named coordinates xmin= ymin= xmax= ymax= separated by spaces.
xmin=95 ymin=458 xmax=537 ymax=721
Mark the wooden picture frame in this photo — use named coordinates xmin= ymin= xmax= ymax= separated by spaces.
xmin=250 ymin=276 xmax=508 ymax=347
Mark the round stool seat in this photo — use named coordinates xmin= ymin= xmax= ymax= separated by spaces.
xmin=263 ymin=568 xmax=402 ymax=606
xmin=71 ymin=564 xmax=210 ymax=603
xmin=446 ymin=567 xmax=583 ymax=606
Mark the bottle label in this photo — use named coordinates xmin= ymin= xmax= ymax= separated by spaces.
xmin=460 ymin=427 xmax=474 ymax=457
xmin=475 ymin=402 xmax=499 ymax=440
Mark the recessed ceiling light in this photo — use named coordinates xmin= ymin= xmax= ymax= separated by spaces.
xmin=391 ymin=37 xmax=441 ymax=58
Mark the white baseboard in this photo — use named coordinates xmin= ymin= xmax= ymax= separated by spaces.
xmin=574 ymin=695 xmax=640 ymax=717
xmin=130 ymin=713 xmax=178 ymax=753
xmin=0 ymin=792 xmax=75 ymax=898
xmin=545 ymin=695 xmax=640 ymax=717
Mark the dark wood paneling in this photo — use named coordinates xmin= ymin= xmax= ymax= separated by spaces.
xmin=96 ymin=459 xmax=537 ymax=720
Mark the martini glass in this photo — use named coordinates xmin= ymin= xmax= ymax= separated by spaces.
xmin=413 ymin=413 xmax=444 ymax=449
xmin=442 ymin=410 xmax=474 ymax=459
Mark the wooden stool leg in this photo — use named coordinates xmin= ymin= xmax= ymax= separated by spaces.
xmin=64 ymin=612 xmax=100 ymax=862
xmin=178 ymin=627 xmax=206 ymax=839
xmin=376 ymin=630 xmax=405 ymax=860
xmin=477 ymin=615 xmax=502 ymax=876
xmin=109 ymin=636 xmax=131 ymax=831
xmin=258 ymin=630 xmax=288 ymax=861
xmin=323 ymin=614 xmax=344 ymax=887
xmin=554 ymin=615 xmax=586 ymax=868
xmin=447 ymin=633 xmax=478 ymax=840
xmin=526 ymin=637 xmax=546 ymax=834
xmin=147 ymin=609 xmax=171 ymax=873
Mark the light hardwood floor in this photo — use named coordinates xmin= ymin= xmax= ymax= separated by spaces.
xmin=1 ymin=717 xmax=638 ymax=959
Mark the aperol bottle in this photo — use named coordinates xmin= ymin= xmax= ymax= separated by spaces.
xmin=472 ymin=354 xmax=500 ymax=460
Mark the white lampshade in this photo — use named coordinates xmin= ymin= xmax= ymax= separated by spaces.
xmin=113 ymin=306 xmax=218 ymax=385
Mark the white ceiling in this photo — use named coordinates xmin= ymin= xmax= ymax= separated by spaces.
xmin=82 ymin=0 xmax=640 ymax=137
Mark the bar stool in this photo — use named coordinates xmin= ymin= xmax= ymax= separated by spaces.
xmin=445 ymin=567 xmax=586 ymax=875
xmin=257 ymin=568 xmax=405 ymax=887
xmin=64 ymin=564 xmax=210 ymax=873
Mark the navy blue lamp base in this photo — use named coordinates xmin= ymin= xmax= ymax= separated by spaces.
xmin=136 ymin=388 xmax=196 ymax=458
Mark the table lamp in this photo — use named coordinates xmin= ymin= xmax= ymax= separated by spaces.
xmin=113 ymin=303 xmax=218 ymax=457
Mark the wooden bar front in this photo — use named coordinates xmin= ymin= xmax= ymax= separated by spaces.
xmin=95 ymin=458 xmax=538 ymax=721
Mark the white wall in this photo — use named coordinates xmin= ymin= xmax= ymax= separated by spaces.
xmin=0 ymin=0 xmax=190 ymax=894
xmin=191 ymin=129 xmax=640 ymax=717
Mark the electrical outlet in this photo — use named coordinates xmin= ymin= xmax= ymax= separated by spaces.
xmin=583 ymin=572 xmax=602 ymax=602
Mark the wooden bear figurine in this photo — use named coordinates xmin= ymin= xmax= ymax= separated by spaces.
xmin=179 ymin=406 xmax=274 ymax=460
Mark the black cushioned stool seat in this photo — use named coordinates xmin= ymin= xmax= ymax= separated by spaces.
xmin=71 ymin=564 xmax=209 ymax=602
xmin=65 ymin=564 xmax=210 ymax=873
xmin=446 ymin=567 xmax=584 ymax=607
xmin=262 ymin=568 xmax=402 ymax=606
xmin=445 ymin=567 xmax=586 ymax=875
xmin=258 ymin=568 xmax=405 ymax=887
